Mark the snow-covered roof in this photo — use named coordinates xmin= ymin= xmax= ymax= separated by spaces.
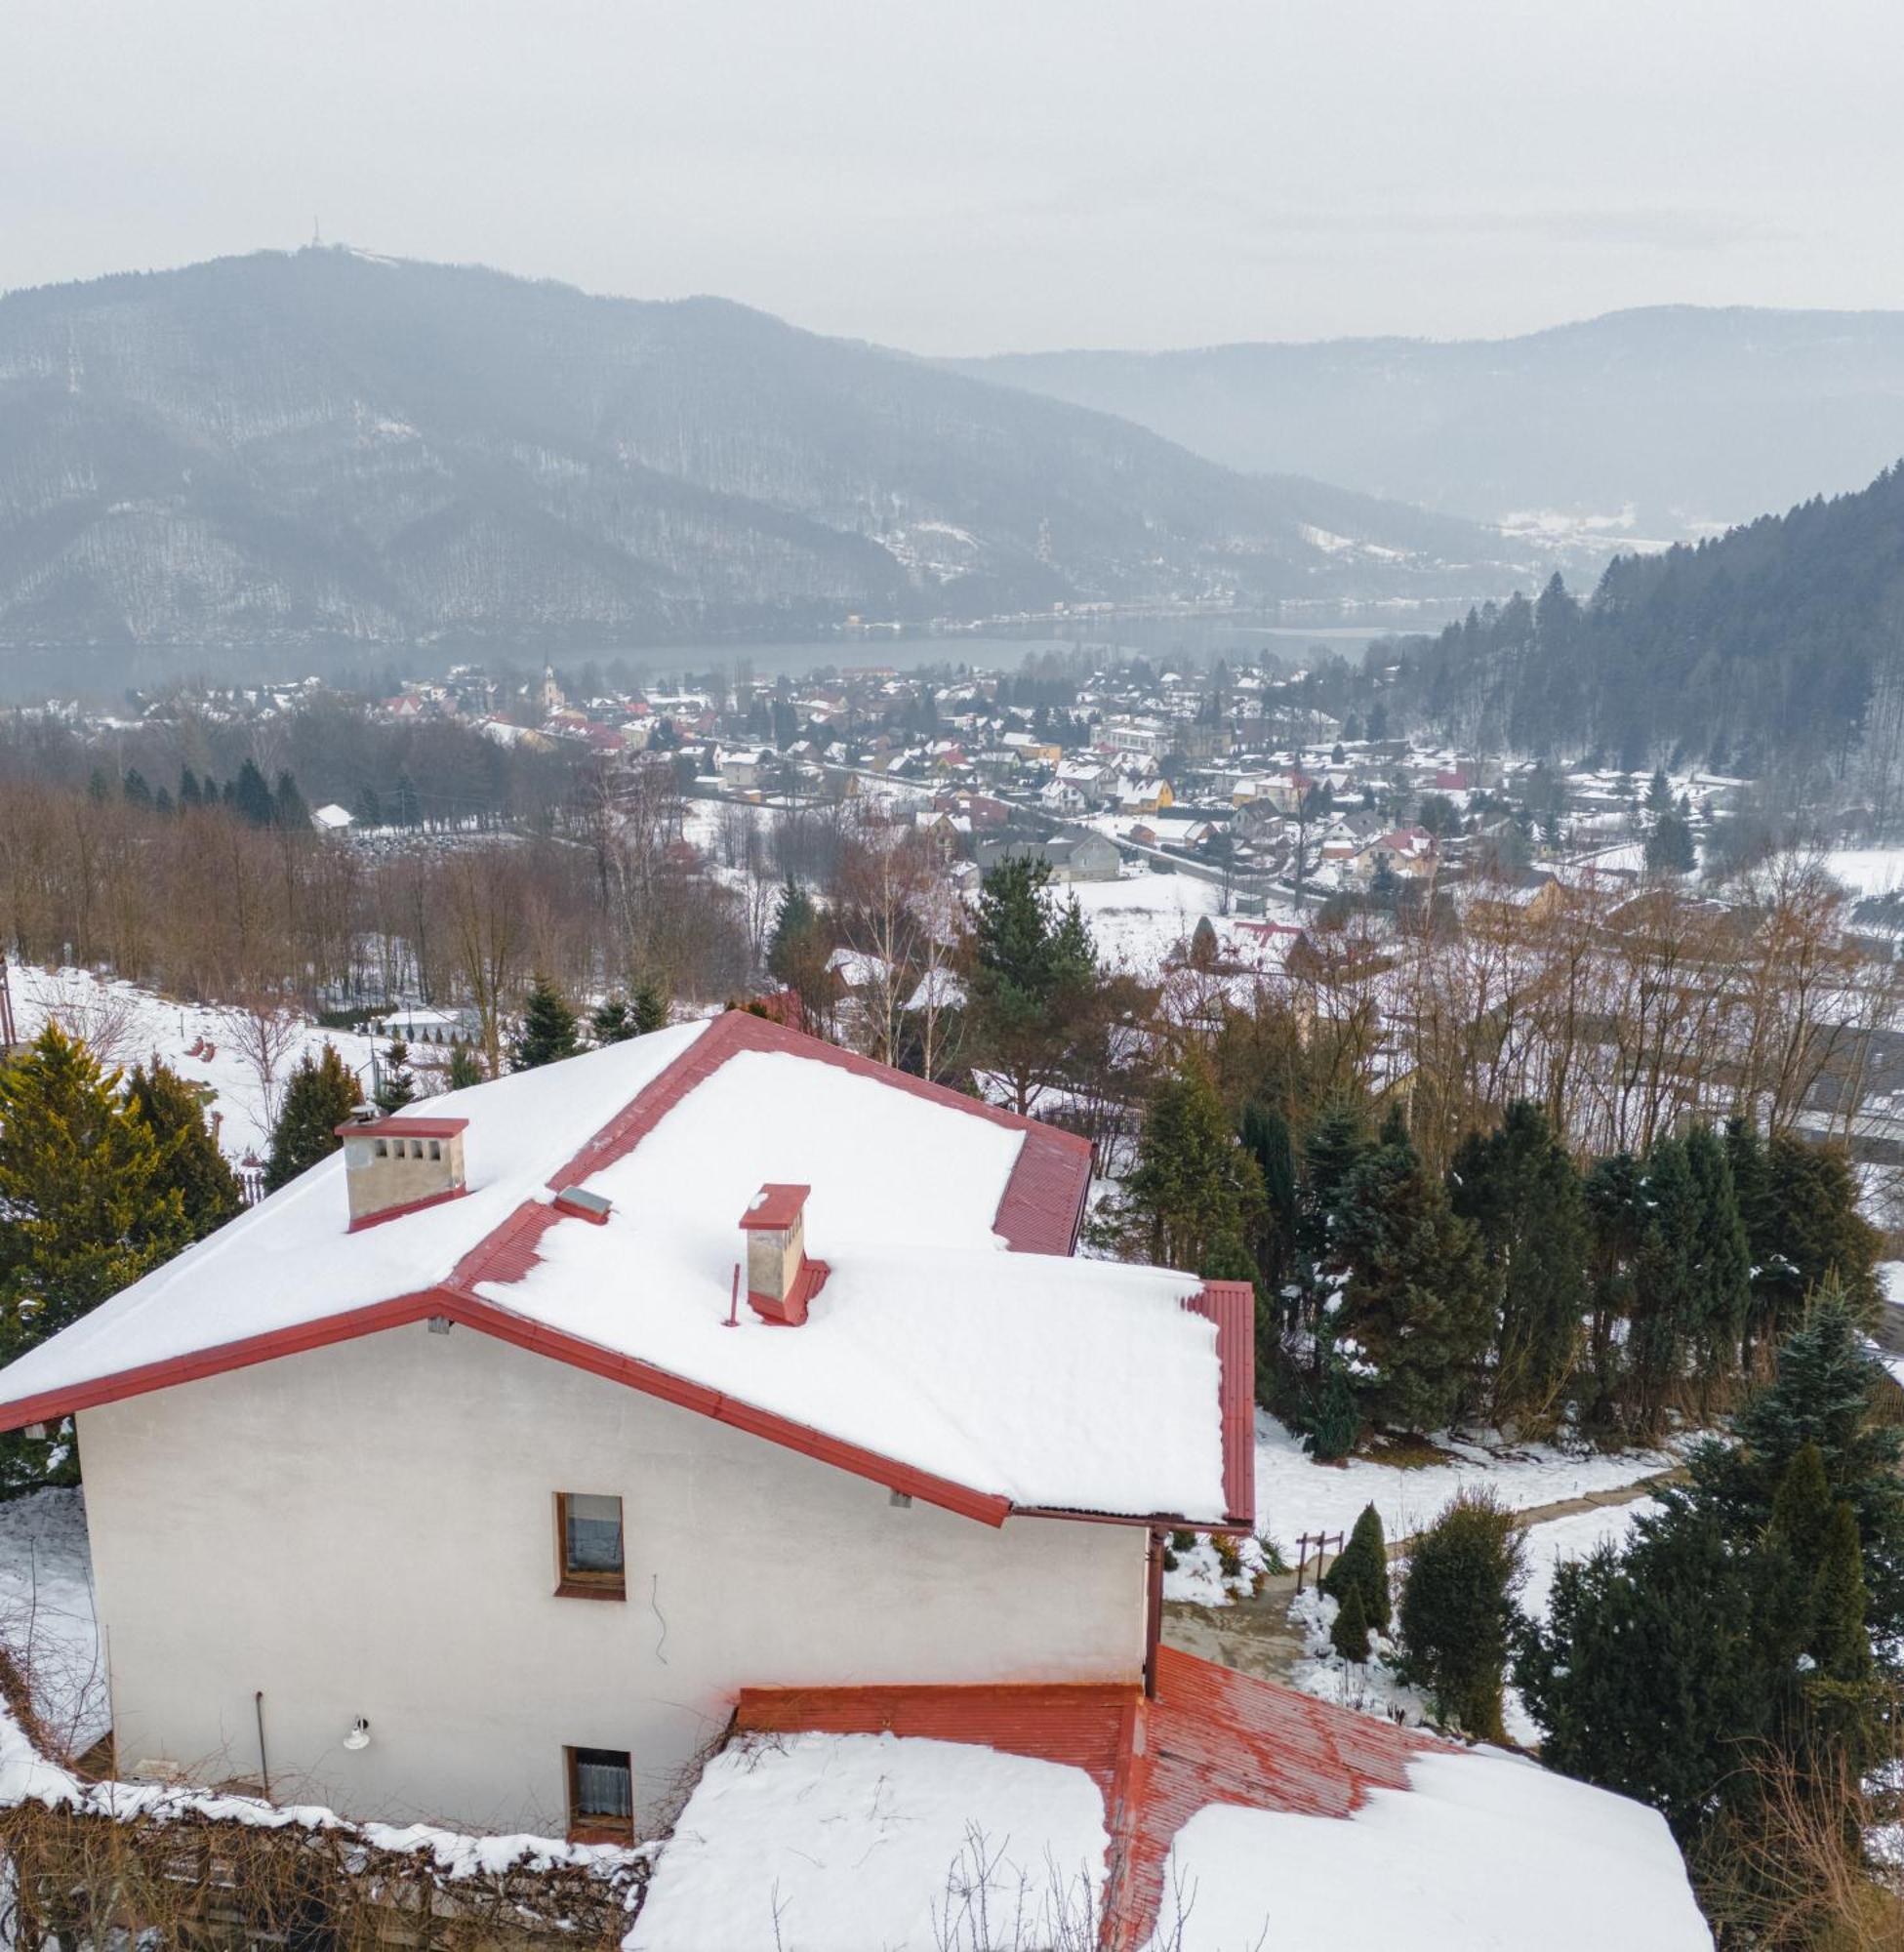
xmin=0 ymin=1013 xmax=1242 ymax=1527
xmin=308 ymin=802 xmax=353 ymax=831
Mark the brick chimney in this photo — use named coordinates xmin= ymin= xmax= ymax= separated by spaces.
xmin=740 ymin=1183 xmax=828 ymax=1324
xmin=335 ymin=1111 xmax=470 ymax=1230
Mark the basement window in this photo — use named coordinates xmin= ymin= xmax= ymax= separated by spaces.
xmin=565 ymin=1745 xmax=633 ymax=1843
xmin=555 ymin=1492 xmax=626 ymax=1599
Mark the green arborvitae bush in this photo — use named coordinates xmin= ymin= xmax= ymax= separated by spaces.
xmin=1323 ymin=1501 xmax=1391 ymax=1632
xmin=1330 ymin=1579 xmax=1371 ymax=1663
xmin=1398 ymin=1488 xmax=1524 ymax=1741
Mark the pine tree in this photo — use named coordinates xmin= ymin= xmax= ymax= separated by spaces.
xmin=232 ymin=758 xmax=276 ymax=828
xmin=178 ymin=767 xmax=203 ymax=808
xmin=354 ymin=784 xmax=385 ymax=828
xmin=126 ymin=1057 xmax=243 ymax=1242
xmin=1643 ymin=811 xmax=1695 ymax=874
xmin=393 ymin=772 xmax=422 ymax=828
xmin=272 ymin=769 xmax=309 ymax=831
xmin=1123 ymin=1052 xmax=1264 ymax=1271
xmin=590 ymin=997 xmax=635 ymax=1044
xmin=1333 ymin=1125 xmax=1492 ymax=1436
xmin=375 ymin=1040 xmax=417 ymax=1113
xmin=1398 ymin=1489 xmax=1523 ymax=1741
xmin=263 ymin=1044 xmax=362 ymax=1192
xmin=0 ymin=1026 xmax=189 ymax=1355
xmin=967 ymin=856 xmax=1100 ymax=1115
xmin=446 ymin=1040 xmax=485 ymax=1090
xmin=121 ymin=768 xmax=152 ymax=809
xmin=1330 ymin=1580 xmax=1371 ymax=1663
xmin=630 ymin=974 xmax=670 ymax=1036
xmin=1449 ymin=1100 xmax=1587 ymax=1431
xmin=512 ymin=975 xmax=581 ymax=1071
xmin=1323 ymin=1501 xmax=1391 ymax=1632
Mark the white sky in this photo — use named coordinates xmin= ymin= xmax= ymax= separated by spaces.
xmin=2 ymin=0 xmax=1898 ymax=354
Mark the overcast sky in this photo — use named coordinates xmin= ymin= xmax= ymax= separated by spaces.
xmin=3 ymin=0 xmax=1898 ymax=355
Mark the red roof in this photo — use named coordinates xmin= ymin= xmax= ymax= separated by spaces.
xmin=740 ymin=1183 xmax=811 ymax=1231
xmin=332 ymin=1116 xmax=469 ymax=1140
xmin=734 ymin=1647 xmax=1447 ymax=1948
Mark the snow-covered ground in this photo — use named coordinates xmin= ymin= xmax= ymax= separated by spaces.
xmin=0 ymin=1487 xmax=106 ymax=1758
xmin=628 ymin=1731 xmax=1108 ymax=1952
xmin=1253 ymin=1411 xmax=1676 ymax=1556
xmin=8 ymin=962 xmax=381 ymax=1161
xmin=1145 ymin=1749 xmax=1710 ymax=1952
xmin=1823 ymin=848 xmax=1904 ymax=900
xmin=1518 ymin=1496 xmax=1661 ymax=1626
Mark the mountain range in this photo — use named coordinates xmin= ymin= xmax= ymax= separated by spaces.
xmin=0 ymin=249 xmax=1546 ymax=673
xmin=959 ymin=308 xmax=1904 ymax=542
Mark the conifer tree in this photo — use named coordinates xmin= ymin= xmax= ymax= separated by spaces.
xmin=1450 ymin=1100 xmax=1587 ymax=1430
xmin=263 ymin=1044 xmax=362 ymax=1192
xmin=126 ymin=1057 xmax=243 ymax=1242
xmin=0 ymin=1027 xmax=191 ymax=1361
xmin=629 ymin=974 xmax=670 ymax=1036
xmin=1239 ymin=1100 xmax=1298 ymax=1293
xmin=512 ymin=974 xmax=581 ymax=1071
xmin=375 ymin=1040 xmax=417 ymax=1113
xmin=446 ymin=1040 xmax=485 ymax=1090
xmin=178 ymin=767 xmax=203 ymax=808
xmin=1322 ymin=1501 xmax=1391 ymax=1632
xmin=967 ymin=856 xmax=1100 ymax=1115
xmin=272 ymin=770 xmax=309 ymax=831
xmin=121 ymin=768 xmax=152 ymax=809
xmin=1627 ymin=1135 xmax=1703 ymax=1436
xmin=1684 ymin=1123 xmax=1751 ymax=1398
xmin=1398 ymin=1489 xmax=1523 ymax=1741
xmin=1333 ymin=1124 xmax=1491 ymax=1436
xmin=232 ymin=758 xmax=276 ymax=828
xmin=1123 ymin=1052 xmax=1265 ymax=1271
xmin=1330 ymin=1580 xmax=1371 ymax=1663
xmin=590 ymin=997 xmax=635 ymax=1044
xmin=1299 ymin=1098 xmax=1372 ymax=1265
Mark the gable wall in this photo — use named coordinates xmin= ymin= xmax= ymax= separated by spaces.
xmin=76 ymin=1322 xmax=1146 ymax=1835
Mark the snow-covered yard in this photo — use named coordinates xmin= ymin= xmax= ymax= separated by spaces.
xmin=8 ymin=962 xmax=381 ymax=1161
xmin=0 ymin=1487 xmax=105 ymax=1757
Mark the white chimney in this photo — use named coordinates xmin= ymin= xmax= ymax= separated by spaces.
xmin=335 ymin=1112 xmax=470 ymax=1231
xmin=740 ymin=1183 xmax=826 ymax=1324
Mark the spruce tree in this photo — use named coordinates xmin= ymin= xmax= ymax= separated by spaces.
xmin=630 ymin=974 xmax=670 ymax=1036
xmin=1299 ymin=1098 xmax=1372 ymax=1265
xmin=512 ymin=975 xmax=581 ymax=1071
xmin=178 ymin=767 xmax=203 ymax=808
xmin=967 ymin=856 xmax=1100 ymax=1114
xmin=121 ymin=768 xmax=152 ymax=809
xmin=590 ymin=997 xmax=635 ymax=1044
xmin=232 ymin=758 xmax=276 ymax=828
xmin=263 ymin=1044 xmax=362 ymax=1192
xmin=1330 ymin=1580 xmax=1371 ymax=1663
xmin=446 ymin=1040 xmax=485 ymax=1090
xmin=1449 ymin=1100 xmax=1587 ymax=1430
xmin=1322 ymin=1501 xmax=1391 ymax=1632
xmin=375 ymin=1040 xmax=417 ymax=1113
xmin=126 ymin=1057 xmax=243 ymax=1242
xmin=1123 ymin=1052 xmax=1264 ymax=1271
xmin=272 ymin=769 xmax=309 ymax=831
xmin=1398 ymin=1489 xmax=1523 ymax=1741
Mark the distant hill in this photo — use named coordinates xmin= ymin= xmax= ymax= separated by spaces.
xmin=958 ymin=308 xmax=1904 ymax=540
xmin=1391 ymin=461 xmax=1904 ymax=778
xmin=0 ymin=249 xmax=1540 ymax=672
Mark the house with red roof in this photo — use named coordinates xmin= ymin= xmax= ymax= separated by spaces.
xmin=0 ymin=1014 xmax=1710 ymax=1948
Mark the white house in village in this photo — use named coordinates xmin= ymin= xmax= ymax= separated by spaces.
xmin=0 ymin=1013 xmax=1250 ymax=1842
xmin=0 ymin=1015 xmax=1711 ymax=1948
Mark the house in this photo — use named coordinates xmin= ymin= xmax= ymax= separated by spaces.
xmin=308 ymin=802 xmax=354 ymax=834
xmin=975 ymin=834 xmax=1122 ymax=884
xmin=0 ymin=1013 xmax=1249 ymax=1844
xmin=1354 ymin=826 xmax=1438 ymax=885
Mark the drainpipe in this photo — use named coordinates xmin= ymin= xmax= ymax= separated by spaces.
xmin=254 ymin=1689 xmax=270 ymax=1799
xmin=1143 ymin=1527 xmax=1165 ymax=1699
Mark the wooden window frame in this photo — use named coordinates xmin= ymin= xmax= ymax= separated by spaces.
xmin=554 ymin=1491 xmax=626 ymax=1601
xmin=564 ymin=1744 xmax=635 ymax=1845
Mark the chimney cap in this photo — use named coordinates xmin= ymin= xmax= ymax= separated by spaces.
xmin=740 ymin=1183 xmax=810 ymax=1231
xmin=333 ymin=1115 xmax=471 ymax=1141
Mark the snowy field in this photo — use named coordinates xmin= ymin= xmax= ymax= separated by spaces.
xmin=1252 ymin=1411 xmax=1676 ymax=1554
xmin=8 ymin=962 xmax=381 ymax=1161
xmin=1823 ymin=848 xmax=1904 ymax=900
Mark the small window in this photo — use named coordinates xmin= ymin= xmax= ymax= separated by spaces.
xmin=428 ymin=1139 xmax=442 ymax=1161
xmin=555 ymin=1492 xmax=625 ymax=1599
xmin=565 ymin=1745 xmax=633 ymax=1841
xmin=411 ymin=1139 xmax=425 ymax=1159
xmin=374 ymin=1138 xmax=388 ymax=1158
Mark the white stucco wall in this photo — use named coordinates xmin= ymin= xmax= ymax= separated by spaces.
xmin=75 ymin=1322 xmax=1148 ymax=1835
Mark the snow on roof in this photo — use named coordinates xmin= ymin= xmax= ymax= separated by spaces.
xmin=308 ymin=802 xmax=353 ymax=830
xmin=628 ymin=1731 xmax=1108 ymax=1952
xmin=1147 ymin=1750 xmax=1710 ymax=1952
xmin=0 ymin=1015 xmax=1232 ymax=1525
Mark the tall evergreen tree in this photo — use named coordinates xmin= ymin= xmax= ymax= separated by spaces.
xmin=121 ymin=768 xmax=152 ymax=809
xmin=1683 ymin=1124 xmax=1751 ymax=1401
xmin=232 ymin=758 xmax=276 ymax=828
xmin=1450 ymin=1100 xmax=1587 ymax=1430
xmin=1299 ymin=1098 xmax=1372 ymax=1266
xmin=126 ymin=1057 xmax=243 ymax=1242
xmin=1122 ymin=1052 xmax=1265 ymax=1273
xmin=512 ymin=975 xmax=582 ymax=1071
xmin=263 ymin=1044 xmax=362 ymax=1192
xmin=375 ymin=1040 xmax=417 ymax=1113
xmin=629 ymin=973 xmax=670 ymax=1036
xmin=178 ymin=767 xmax=203 ymax=809
xmin=272 ymin=769 xmax=310 ymax=831
xmin=1626 ymin=1135 xmax=1704 ymax=1436
xmin=967 ymin=856 xmax=1100 ymax=1115
xmin=1239 ymin=1100 xmax=1298 ymax=1295
xmin=590 ymin=997 xmax=636 ymax=1044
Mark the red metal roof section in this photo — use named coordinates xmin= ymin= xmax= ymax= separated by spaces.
xmin=541 ymin=1009 xmax=1092 ymax=1254
xmin=331 ymin=1116 xmax=469 ymax=1139
xmin=730 ymin=1647 xmax=1448 ymax=1950
xmin=1182 ymin=1281 xmax=1256 ymax=1528
xmin=344 ymin=1186 xmax=468 ymax=1234
xmin=740 ymin=1183 xmax=811 ymax=1231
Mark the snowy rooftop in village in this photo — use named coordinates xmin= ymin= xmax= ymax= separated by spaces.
xmin=0 ymin=1012 xmax=1240 ymax=1525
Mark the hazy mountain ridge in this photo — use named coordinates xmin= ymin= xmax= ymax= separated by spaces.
xmin=958 ymin=307 xmax=1904 ymax=537
xmin=0 ymin=250 xmax=1538 ymax=665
